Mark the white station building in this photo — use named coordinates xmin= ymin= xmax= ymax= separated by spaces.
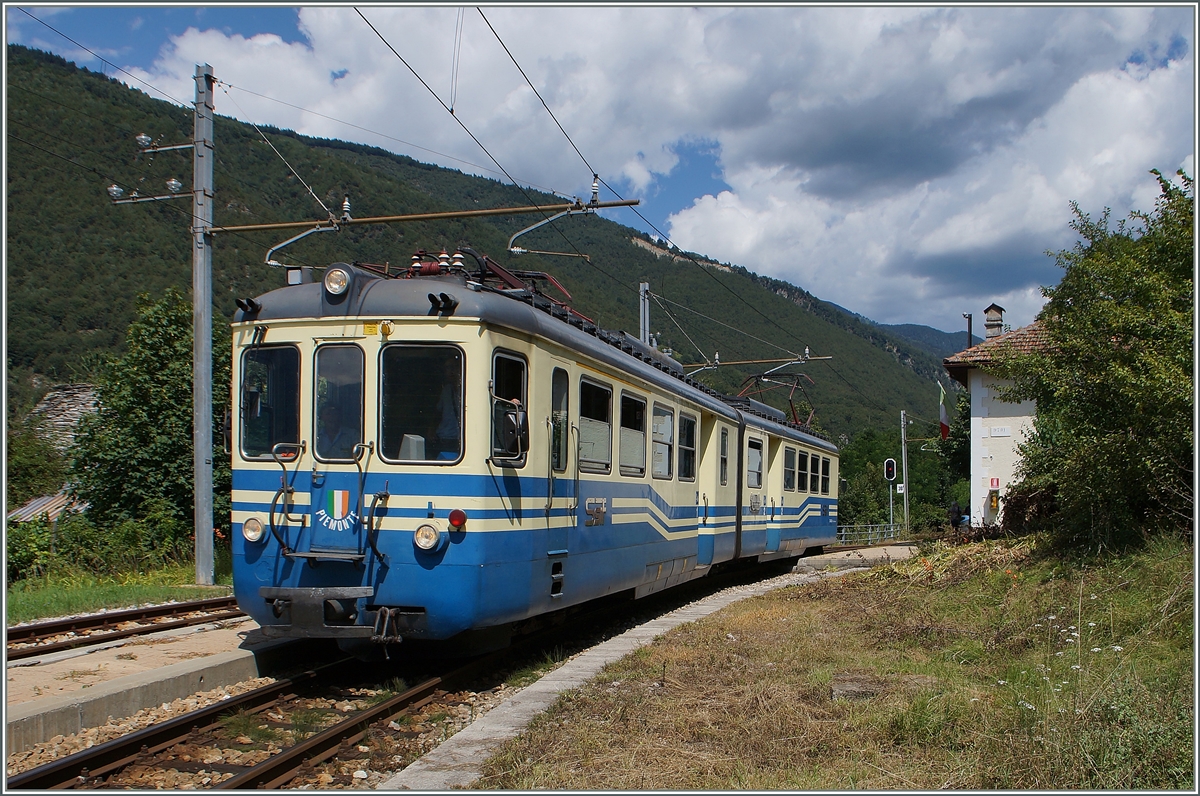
xmin=943 ymin=304 xmax=1048 ymax=527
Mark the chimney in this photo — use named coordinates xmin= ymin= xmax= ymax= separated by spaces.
xmin=984 ymin=303 xmax=1005 ymax=339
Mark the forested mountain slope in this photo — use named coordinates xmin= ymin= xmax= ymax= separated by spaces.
xmin=7 ymin=44 xmax=953 ymax=438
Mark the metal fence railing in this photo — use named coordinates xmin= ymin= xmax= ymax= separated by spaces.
xmin=836 ymin=523 xmax=901 ymax=546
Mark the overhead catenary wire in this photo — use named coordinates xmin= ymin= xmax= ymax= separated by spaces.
xmin=218 ymin=84 xmax=337 ymax=222
xmin=16 ymin=8 xmax=189 ymax=107
xmin=474 ymin=7 xmax=831 ymax=370
xmin=354 ymin=6 xmax=636 ymax=299
xmin=8 ymin=132 xmax=324 ymax=271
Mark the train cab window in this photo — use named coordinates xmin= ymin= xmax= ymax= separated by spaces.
xmin=619 ymin=394 xmax=647 ymax=477
xmin=678 ymin=414 xmax=697 ymax=481
xmin=380 ymin=345 xmax=462 ymax=463
xmin=784 ymin=447 xmax=796 ymax=491
xmin=491 ymin=352 xmax=528 ymax=465
xmin=747 ymin=438 xmax=764 ymax=489
xmin=240 ymin=345 xmax=300 ymax=459
xmin=720 ymin=428 xmax=729 ymax=486
xmin=578 ymin=379 xmax=612 ymax=473
xmin=315 ymin=345 xmax=364 ymax=461
xmin=651 ymin=404 xmax=674 ymax=479
xmin=797 ymin=450 xmax=809 ymax=493
xmin=810 ymin=453 xmax=821 ymax=493
xmin=821 ymin=457 xmax=831 ymax=495
xmin=551 ymin=368 xmax=569 ymax=472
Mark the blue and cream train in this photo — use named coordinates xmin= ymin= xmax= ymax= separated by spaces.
xmin=230 ymin=249 xmax=838 ymax=653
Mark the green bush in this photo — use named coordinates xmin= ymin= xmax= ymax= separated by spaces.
xmin=6 ymin=516 xmax=56 ymax=581
xmin=5 ymin=499 xmax=192 ymax=583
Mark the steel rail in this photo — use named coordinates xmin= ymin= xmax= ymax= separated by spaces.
xmin=6 ymin=598 xmax=245 ymax=661
xmin=216 ymin=677 xmax=443 ymax=790
xmin=5 ymin=666 xmax=331 ymax=789
xmin=6 ymin=597 xmax=240 ymax=643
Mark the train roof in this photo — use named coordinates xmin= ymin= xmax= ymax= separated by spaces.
xmin=235 ymin=261 xmax=837 ymax=453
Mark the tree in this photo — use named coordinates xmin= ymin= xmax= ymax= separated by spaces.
xmin=68 ymin=289 xmax=232 ymax=537
xmin=998 ymin=170 xmax=1193 ymax=547
xmin=6 ymin=416 xmax=66 ymax=507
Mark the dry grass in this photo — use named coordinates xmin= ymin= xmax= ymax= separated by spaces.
xmin=476 ymin=535 xmax=1193 ymax=790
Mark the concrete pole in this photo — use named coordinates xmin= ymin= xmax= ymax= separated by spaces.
xmin=900 ymin=410 xmax=910 ymax=534
xmin=193 ymin=64 xmax=215 ymax=586
xmin=639 ymin=282 xmax=650 ymax=346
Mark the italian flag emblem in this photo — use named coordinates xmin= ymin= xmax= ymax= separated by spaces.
xmin=328 ymin=490 xmax=351 ymax=521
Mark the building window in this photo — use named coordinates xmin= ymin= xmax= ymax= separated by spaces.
xmin=619 ymin=393 xmax=647 ymax=477
xmin=678 ymin=414 xmax=697 ymax=481
xmin=747 ymin=438 xmax=764 ymax=490
xmin=578 ymin=379 xmax=612 ymax=473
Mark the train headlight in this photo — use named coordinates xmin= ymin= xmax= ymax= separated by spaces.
xmin=242 ymin=517 xmax=265 ymax=543
xmin=323 ymin=267 xmax=350 ymax=295
xmin=413 ymin=523 xmax=443 ymax=552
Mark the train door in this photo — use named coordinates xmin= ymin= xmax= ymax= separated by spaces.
xmin=308 ymin=343 xmax=367 ymax=557
xmin=546 ymin=363 xmax=572 ymax=557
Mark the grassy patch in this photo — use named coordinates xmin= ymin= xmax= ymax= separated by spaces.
xmin=476 ymin=535 xmax=1193 ymax=790
xmin=6 ymin=559 xmax=233 ymax=625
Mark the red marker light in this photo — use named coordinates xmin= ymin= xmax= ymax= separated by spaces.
xmin=448 ymin=509 xmax=467 ymax=529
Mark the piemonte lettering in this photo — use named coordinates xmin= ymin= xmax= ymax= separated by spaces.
xmin=315 ymin=489 xmax=358 ymax=532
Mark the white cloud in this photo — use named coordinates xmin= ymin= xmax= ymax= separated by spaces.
xmin=106 ymin=5 xmax=1192 ymax=330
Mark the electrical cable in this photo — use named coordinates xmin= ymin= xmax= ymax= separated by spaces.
xmin=15 ymin=8 xmax=189 ymax=107
xmin=474 ymin=7 xmax=851 ymax=384
xmin=451 ymin=7 xmax=465 ymax=113
xmin=8 ymin=133 xmax=323 ymax=270
xmin=651 ymin=293 xmax=798 ymax=358
xmin=355 ymin=7 xmax=636 ymax=298
xmin=219 ymin=85 xmax=336 ymax=221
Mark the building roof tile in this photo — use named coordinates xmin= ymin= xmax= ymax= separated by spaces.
xmin=943 ymin=322 xmax=1050 ymax=386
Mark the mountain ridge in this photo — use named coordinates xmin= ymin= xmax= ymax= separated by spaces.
xmin=6 ymin=44 xmax=956 ymax=438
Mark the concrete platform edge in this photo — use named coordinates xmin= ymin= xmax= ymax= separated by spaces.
xmin=5 ymin=637 xmax=301 ymax=755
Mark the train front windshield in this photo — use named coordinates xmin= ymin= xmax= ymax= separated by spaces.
xmin=380 ymin=345 xmax=463 ymax=463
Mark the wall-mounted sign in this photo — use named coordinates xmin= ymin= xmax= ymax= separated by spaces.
xmin=990 ymin=477 xmax=1000 ymax=489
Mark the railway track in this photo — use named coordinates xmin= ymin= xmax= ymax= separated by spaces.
xmin=8 ymin=553 xmax=883 ymax=789
xmin=5 ymin=597 xmax=246 ymax=661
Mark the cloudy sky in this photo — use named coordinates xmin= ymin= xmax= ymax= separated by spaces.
xmin=7 ymin=4 xmax=1195 ymax=332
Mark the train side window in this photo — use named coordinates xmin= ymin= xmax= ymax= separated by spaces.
xmin=821 ymin=457 xmax=831 ymax=495
xmin=720 ymin=428 xmax=729 ymax=486
xmin=797 ymin=450 xmax=808 ymax=493
xmin=240 ymin=345 xmax=300 ymax=459
xmin=678 ymin=414 xmax=697 ymax=482
xmin=578 ymin=379 xmax=612 ymax=473
xmin=747 ymin=438 xmax=764 ymax=489
xmin=783 ymin=447 xmax=796 ymax=491
xmin=379 ymin=345 xmax=462 ymax=463
xmin=619 ymin=393 xmax=647 ymax=477
xmin=315 ymin=344 xmax=364 ymax=461
xmin=810 ymin=453 xmax=821 ymax=493
xmin=551 ymin=368 xmax=569 ymax=472
xmin=491 ymin=351 xmax=528 ymax=465
xmin=651 ymin=404 xmax=674 ymax=479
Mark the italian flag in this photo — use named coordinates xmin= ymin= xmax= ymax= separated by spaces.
xmin=939 ymin=382 xmax=951 ymax=441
